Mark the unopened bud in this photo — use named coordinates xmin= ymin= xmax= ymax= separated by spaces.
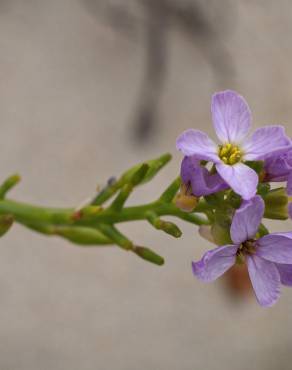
xmin=175 ymin=184 xmax=198 ymax=212
xmin=199 ymin=225 xmax=215 ymax=244
xmin=160 ymin=221 xmax=182 ymax=238
xmin=264 ymin=188 xmax=289 ymax=220
xmin=134 ymin=246 xmax=164 ymax=266
xmin=211 ymin=220 xmax=232 ymax=245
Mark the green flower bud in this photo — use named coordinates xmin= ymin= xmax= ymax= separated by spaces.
xmin=211 ymin=219 xmax=232 ymax=245
xmin=263 ymin=188 xmax=289 ymax=220
xmin=134 ymin=246 xmax=164 ymax=266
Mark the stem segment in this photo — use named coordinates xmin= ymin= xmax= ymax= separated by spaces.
xmin=0 ymin=153 xmax=211 ymax=265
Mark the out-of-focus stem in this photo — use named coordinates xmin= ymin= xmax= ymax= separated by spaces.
xmin=0 ymin=174 xmax=21 ymax=199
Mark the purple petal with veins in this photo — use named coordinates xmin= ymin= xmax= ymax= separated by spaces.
xmin=230 ymin=196 xmax=265 ymax=245
xmin=211 ymin=90 xmax=251 ymax=144
xmin=181 ymin=156 xmax=228 ymax=197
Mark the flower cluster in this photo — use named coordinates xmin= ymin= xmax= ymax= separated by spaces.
xmin=176 ymin=90 xmax=292 ymax=307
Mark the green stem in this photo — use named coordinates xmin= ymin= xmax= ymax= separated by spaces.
xmin=91 ymin=153 xmax=172 ymax=206
xmin=23 ymin=222 xmax=113 ymax=246
xmin=0 ymin=199 xmax=73 ymax=225
xmin=159 ymin=177 xmax=181 ymax=202
xmin=0 ymin=154 xmax=212 ymax=265
xmin=0 ymin=199 xmax=209 ymax=227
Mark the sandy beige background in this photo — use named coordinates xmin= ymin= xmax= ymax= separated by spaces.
xmin=1 ymin=1 xmax=292 ymax=369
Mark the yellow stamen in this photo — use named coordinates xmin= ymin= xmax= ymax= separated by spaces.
xmin=220 ymin=143 xmax=232 ymax=157
xmin=229 ymin=152 xmax=241 ymax=165
xmin=218 ymin=143 xmax=243 ymax=165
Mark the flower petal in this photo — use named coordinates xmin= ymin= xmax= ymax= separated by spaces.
xmin=288 ymin=173 xmax=292 ymax=219
xmin=216 ymin=162 xmax=258 ymax=200
xmin=287 ymin=172 xmax=292 ymax=196
xmin=264 ymin=149 xmax=292 ymax=182
xmin=192 ymin=244 xmax=237 ymax=283
xmin=211 ymin=90 xmax=251 ymax=144
xmin=247 ymin=255 xmax=281 ymax=307
xmin=181 ymin=156 xmax=229 ymax=197
xmin=176 ymin=129 xmax=219 ymax=162
xmin=242 ymin=126 xmax=291 ymax=161
xmin=257 ymin=232 xmax=292 ymax=264
xmin=230 ymin=195 xmax=265 ymax=245
xmin=289 ymin=203 xmax=292 ymax=220
xmin=276 ymin=263 xmax=292 ymax=286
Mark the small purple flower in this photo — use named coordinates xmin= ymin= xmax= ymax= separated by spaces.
xmin=264 ymin=150 xmax=292 ymax=218
xmin=176 ymin=90 xmax=291 ymax=200
xmin=264 ymin=149 xmax=292 ymax=182
xmin=287 ymin=175 xmax=292 ymax=219
xmin=181 ymin=156 xmax=228 ymax=197
xmin=192 ymin=196 xmax=292 ymax=307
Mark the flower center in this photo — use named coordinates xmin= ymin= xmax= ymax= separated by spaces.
xmin=218 ymin=143 xmax=242 ymax=165
xmin=236 ymin=239 xmax=256 ymax=264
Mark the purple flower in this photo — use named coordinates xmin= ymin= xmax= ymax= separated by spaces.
xmin=264 ymin=149 xmax=292 ymax=182
xmin=264 ymin=150 xmax=292 ymax=219
xmin=288 ymin=175 xmax=292 ymax=219
xmin=192 ymin=196 xmax=292 ymax=307
xmin=176 ymin=90 xmax=291 ymax=200
xmin=181 ymin=156 xmax=228 ymax=197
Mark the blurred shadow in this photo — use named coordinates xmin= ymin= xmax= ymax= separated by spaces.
xmin=0 ymin=0 xmax=12 ymax=12
xmin=82 ymin=0 xmax=236 ymax=143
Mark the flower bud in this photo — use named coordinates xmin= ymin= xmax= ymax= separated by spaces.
xmin=211 ymin=220 xmax=232 ymax=245
xmin=146 ymin=212 xmax=182 ymax=238
xmin=134 ymin=246 xmax=164 ymax=266
xmin=263 ymin=188 xmax=289 ymax=220
xmin=199 ymin=225 xmax=215 ymax=244
xmin=174 ymin=184 xmax=198 ymax=212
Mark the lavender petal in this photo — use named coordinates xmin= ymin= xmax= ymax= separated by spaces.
xmin=276 ymin=263 xmax=292 ymax=286
xmin=264 ymin=149 xmax=292 ymax=182
xmin=243 ymin=125 xmax=291 ymax=161
xmin=230 ymin=195 xmax=265 ymax=245
xmin=257 ymin=232 xmax=292 ymax=264
xmin=192 ymin=244 xmax=238 ymax=283
xmin=181 ymin=156 xmax=228 ymax=197
xmin=287 ymin=172 xmax=292 ymax=196
xmin=176 ymin=129 xmax=219 ymax=162
xmin=289 ymin=203 xmax=292 ymax=220
xmin=211 ymin=90 xmax=251 ymax=143
xmin=216 ymin=162 xmax=258 ymax=200
xmin=247 ymin=255 xmax=281 ymax=307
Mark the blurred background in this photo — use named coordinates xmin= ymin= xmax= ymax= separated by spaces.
xmin=1 ymin=0 xmax=292 ymax=369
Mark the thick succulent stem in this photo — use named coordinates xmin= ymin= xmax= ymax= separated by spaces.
xmin=0 ymin=153 xmax=210 ymax=266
